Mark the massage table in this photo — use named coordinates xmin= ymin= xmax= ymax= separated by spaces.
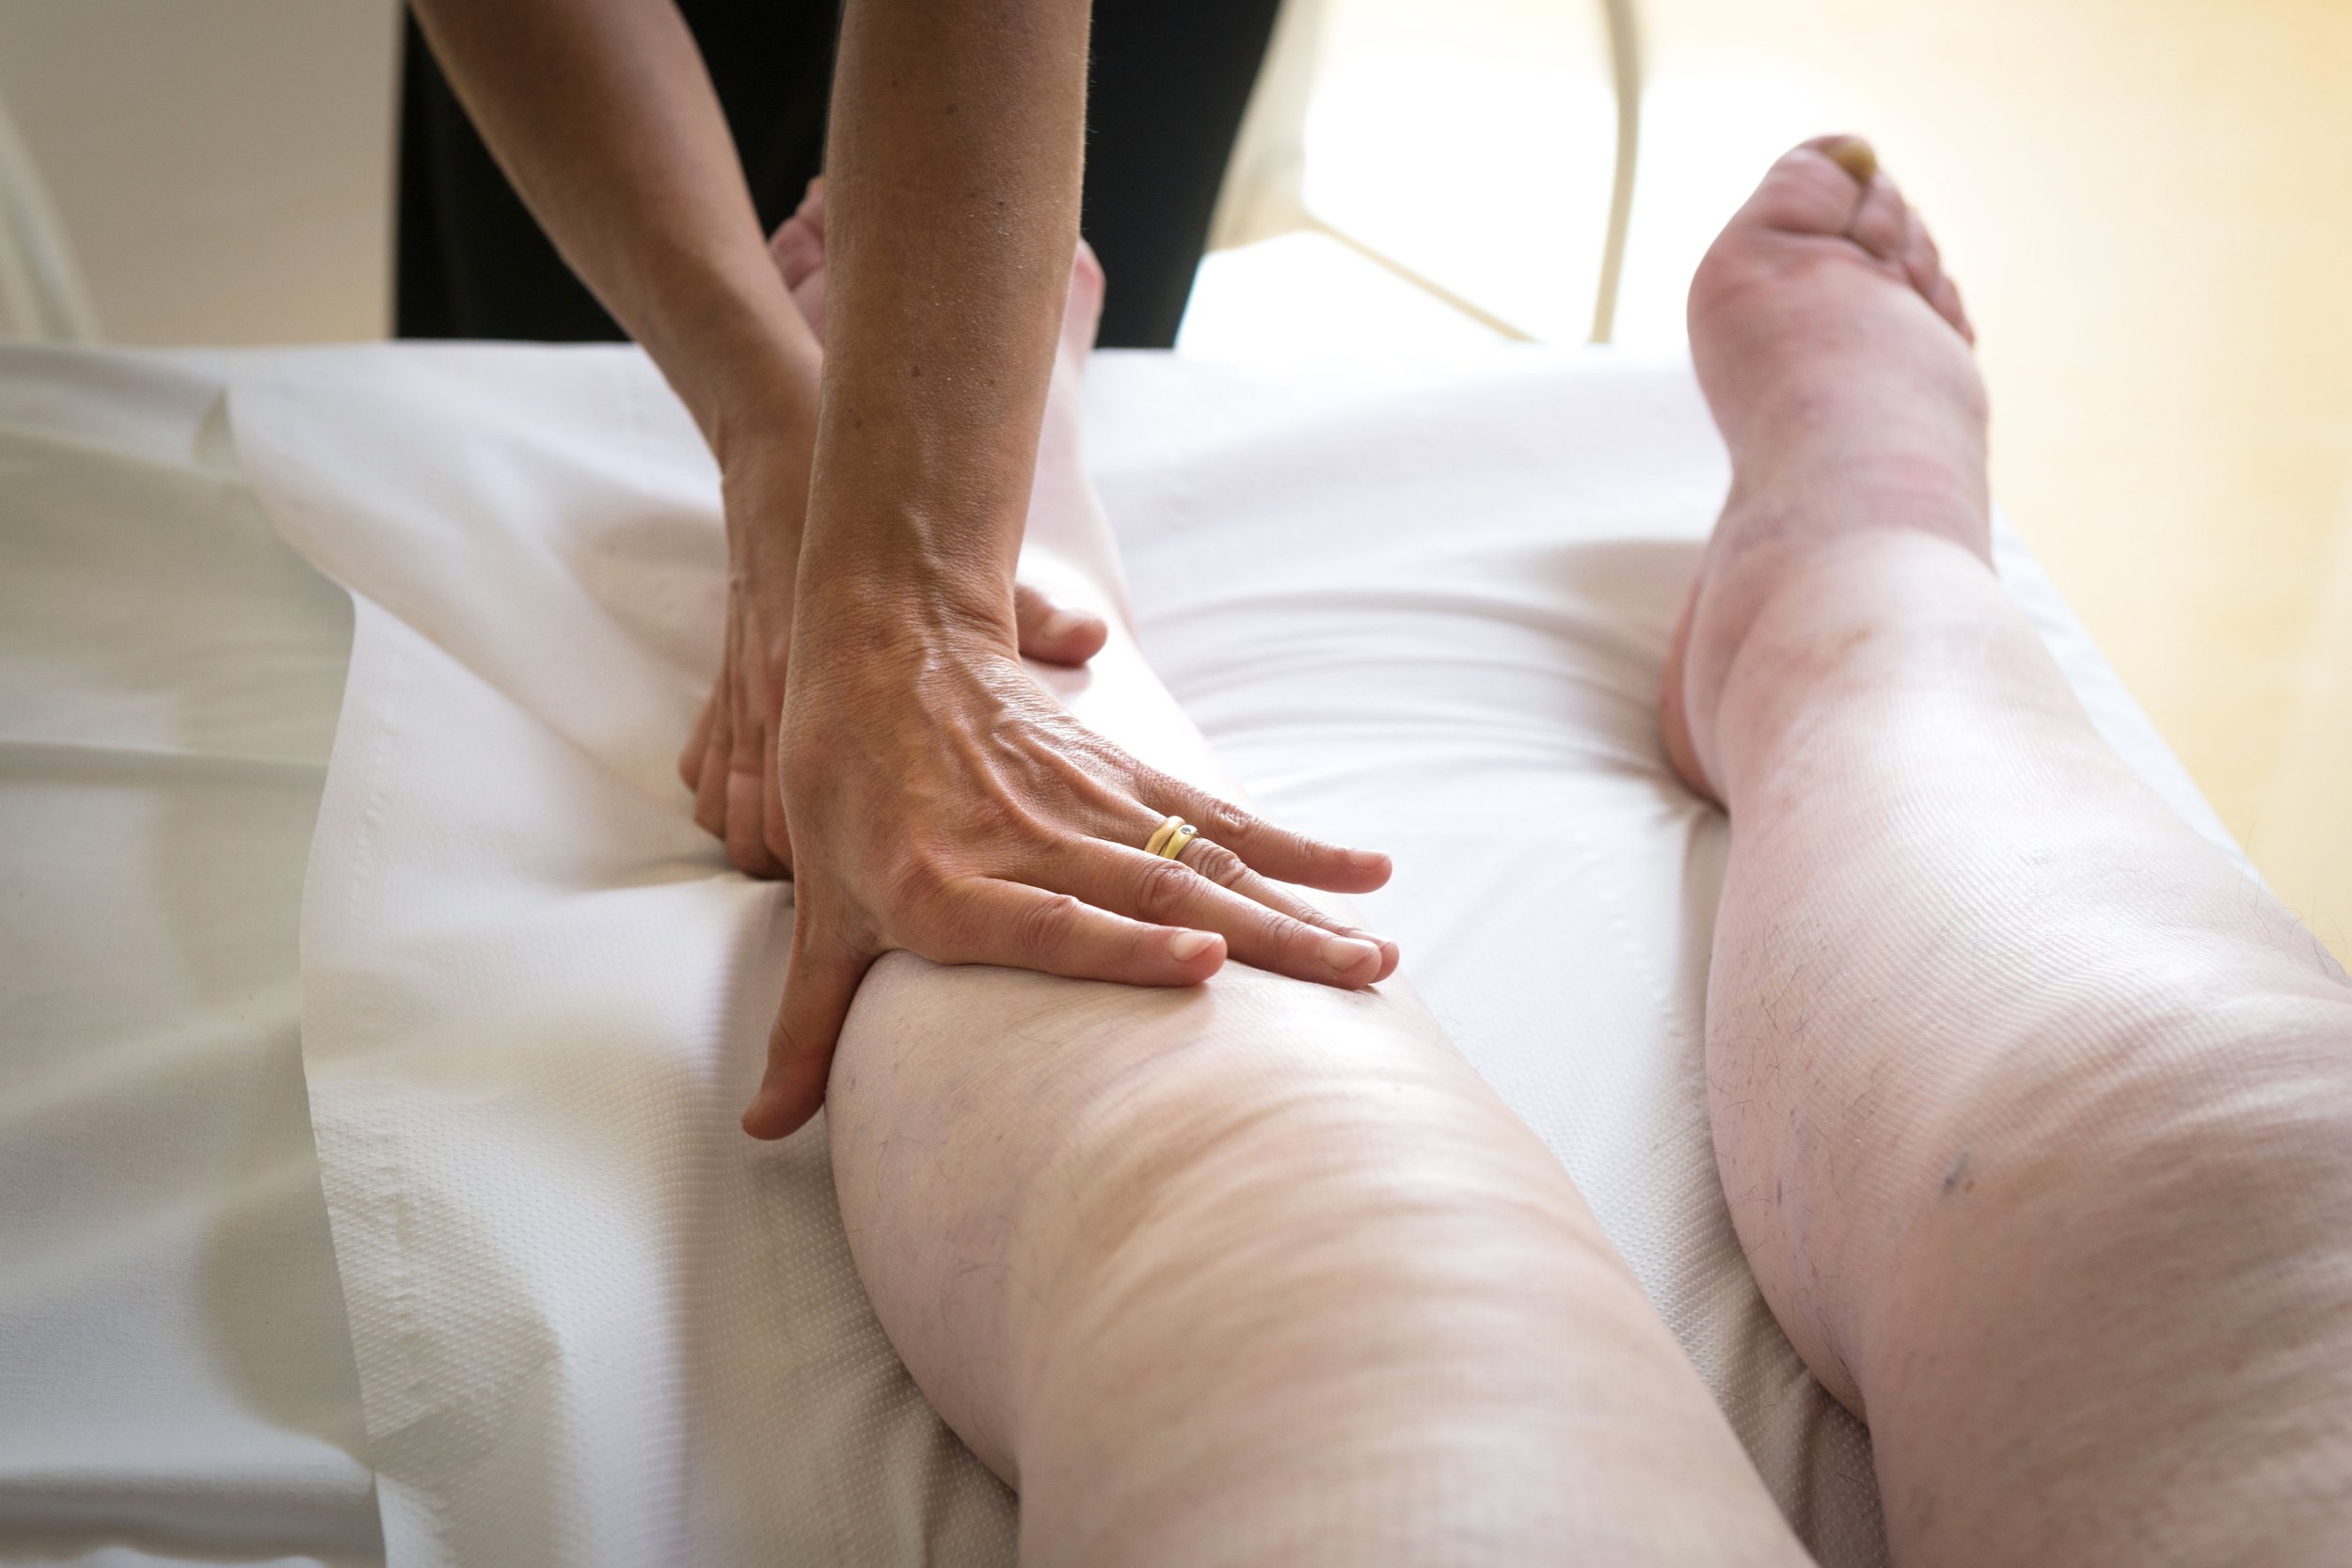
xmin=0 ymin=341 xmax=2245 ymax=1567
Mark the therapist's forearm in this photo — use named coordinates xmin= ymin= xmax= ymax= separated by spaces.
xmin=405 ymin=0 xmax=816 ymax=447
xmin=795 ymin=0 xmax=1092 ymax=641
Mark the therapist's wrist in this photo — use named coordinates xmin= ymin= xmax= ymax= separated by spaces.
xmin=793 ymin=519 xmax=1023 ymax=660
xmin=699 ymin=339 xmax=821 ymax=472
xmin=639 ymin=268 xmax=821 ymax=464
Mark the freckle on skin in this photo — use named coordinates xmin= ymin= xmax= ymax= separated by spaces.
xmin=1941 ymin=1149 xmax=1970 ymax=1195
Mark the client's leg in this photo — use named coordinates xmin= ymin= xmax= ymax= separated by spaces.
xmin=780 ymin=213 xmax=1810 ymax=1563
xmin=1665 ymin=138 xmax=2352 ymax=1565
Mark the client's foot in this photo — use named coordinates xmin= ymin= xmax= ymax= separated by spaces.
xmin=1661 ymin=136 xmax=1988 ymax=802
xmin=768 ymin=181 xmax=1114 ymax=656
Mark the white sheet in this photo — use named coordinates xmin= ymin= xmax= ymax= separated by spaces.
xmin=230 ymin=340 xmax=2250 ymax=1568
xmin=0 ymin=347 xmax=380 ymax=1567
xmin=0 ymin=340 xmax=2245 ymax=1568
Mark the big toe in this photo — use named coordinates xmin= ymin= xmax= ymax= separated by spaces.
xmin=1717 ymin=136 xmax=1975 ymax=343
xmin=1733 ymin=135 xmax=1891 ymax=240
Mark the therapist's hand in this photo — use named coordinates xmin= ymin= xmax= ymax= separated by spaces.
xmin=675 ymin=400 xmax=1110 ymax=880
xmin=739 ymin=594 xmax=1398 ymax=1139
xmin=677 ymin=188 xmax=1111 ymax=878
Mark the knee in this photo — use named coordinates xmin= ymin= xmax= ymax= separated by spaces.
xmin=1958 ymin=978 xmax=2352 ymax=1202
xmin=1867 ymin=977 xmax=2352 ymax=1384
xmin=1855 ymin=982 xmax=2352 ymax=1556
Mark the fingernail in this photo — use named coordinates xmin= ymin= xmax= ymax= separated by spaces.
xmin=1042 ymin=609 xmax=1095 ymax=642
xmin=1345 ymin=848 xmax=1387 ymax=869
xmin=1168 ymin=929 xmax=1219 ymax=963
xmin=1322 ymin=935 xmax=1381 ymax=974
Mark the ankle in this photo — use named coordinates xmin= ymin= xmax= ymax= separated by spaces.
xmin=1689 ymin=523 xmax=2002 ymax=805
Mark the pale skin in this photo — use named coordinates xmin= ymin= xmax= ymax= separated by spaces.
xmin=1661 ymin=137 xmax=2352 ymax=1565
xmin=400 ymin=0 xmax=2352 ymax=1554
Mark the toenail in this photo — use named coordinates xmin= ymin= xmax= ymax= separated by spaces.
xmin=1823 ymin=135 xmax=1879 ymax=185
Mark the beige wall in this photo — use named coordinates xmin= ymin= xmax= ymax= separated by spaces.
xmin=0 ymin=0 xmax=399 ymax=344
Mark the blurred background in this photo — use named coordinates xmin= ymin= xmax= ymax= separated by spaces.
xmin=2 ymin=0 xmax=2344 ymax=958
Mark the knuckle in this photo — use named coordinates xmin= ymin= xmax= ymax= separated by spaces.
xmin=1200 ymin=798 xmax=1254 ymax=841
xmin=885 ymin=853 xmax=953 ymax=917
xmin=1010 ymin=891 xmax=1085 ymax=956
xmin=1129 ymin=855 xmax=1197 ymax=919
xmin=1261 ymin=910 xmax=1316 ymax=959
xmin=1006 ymin=803 xmax=1058 ymax=850
xmin=1190 ymin=841 xmax=1250 ymax=892
xmin=1260 ymin=885 xmax=1320 ymax=926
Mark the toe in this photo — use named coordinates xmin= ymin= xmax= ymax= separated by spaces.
xmin=1899 ymin=208 xmax=1941 ymax=295
xmin=1931 ymin=273 xmax=1976 ymax=343
xmin=1817 ymin=133 xmax=1879 ymax=185
xmin=1899 ymin=207 xmax=1977 ymax=342
xmin=1847 ymin=166 xmax=1911 ymax=262
xmin=1738 ymin=138 xmax=1880 ymax=239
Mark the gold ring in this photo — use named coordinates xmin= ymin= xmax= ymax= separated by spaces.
xmin=1157 ymin=822 xmax=1198 ymax=861
xmin=1143 ymin=814 xmax=1184 ymax=857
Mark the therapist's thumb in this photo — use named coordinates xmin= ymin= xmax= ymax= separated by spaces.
xmin=1013 ymin=581 xmax=1108 ymax=668
xmin=743 ymin=932 xmax=866 ymax=1140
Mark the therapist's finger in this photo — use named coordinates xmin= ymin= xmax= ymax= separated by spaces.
xmin=724 ymin=745 xmax=778 ymax=879
xmin=760 ymin=730 xmax=793 ymax=874
xmin=1174 ymin=834 xmax=1400 ymax=984
xmin=744 ymin=927 xmax=867 ymax=1140
xmin=755 ymin=693 xmax=793 ymax=876
xmin=925 ymin=877 xmax=1226 ymax=988
xmin=743 ymin=617 xmax=794 ymax=875
xmin=1054 ymin=841 xmax=1385 ymax=989
xmin=723 ymin=607 xmax=782 ymax=879
xmin=1013 ymin=581 xmax=1108 ymax=668
xmin=692 ymin=627 xmax=734 ymax=843
xmin=1137 ymin=772 xmax=1393 ymax=895
xmin=679 ymin=687 xmax=716 ymax=793
xmin=1099 ymin=800 xmax=1380 ymax=951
